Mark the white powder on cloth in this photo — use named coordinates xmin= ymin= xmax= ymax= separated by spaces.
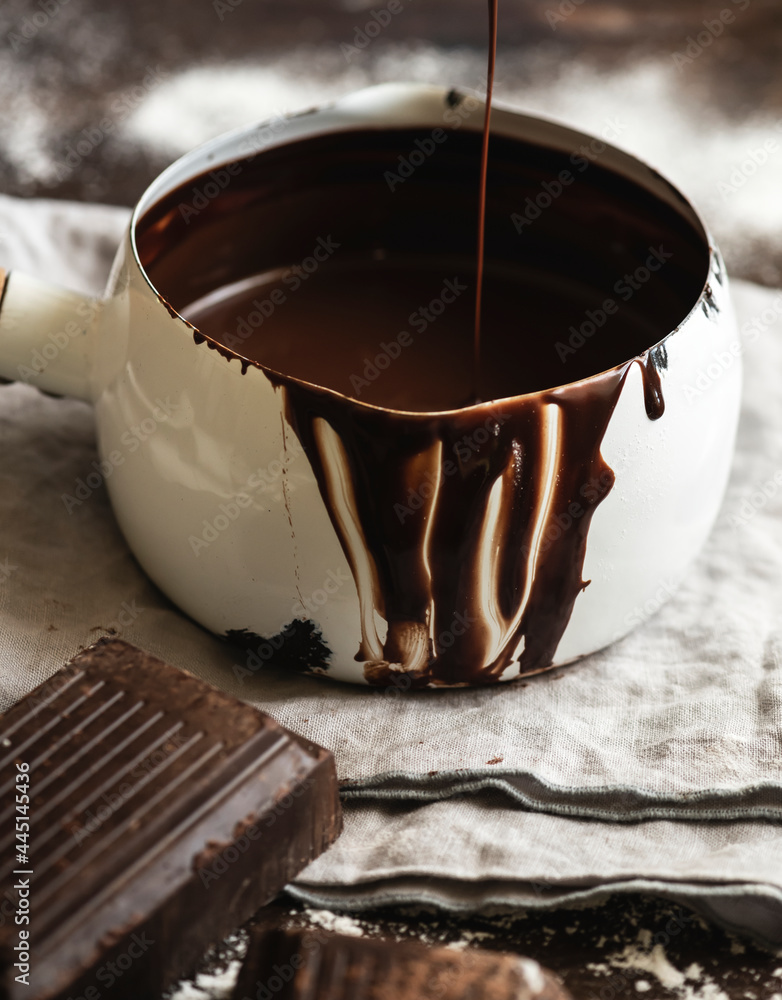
xmin=503 ymin=58 xmax=782 ymax=279
xmin=301 ymin=907 xmax=369 ymax=937
xmin=589 ymin=945 xmax=686 ymax=989
xmin=118 ymin=48 xmax=782 ymax=279
xmin=0 ymin=2 xmax=125 ymax=187
xmin=166 ymin=965 xmax=240 ymax=1000
xmin=166 ymin=961 xmax=243 ymax=1000
xmin=165 ymin=934 xmax=247 ymax=1000
xmin=588 ymin=931 xmax=733 ymax=1000
xmin=120 ymin=61 xmax=363 ymax=157
xmin=3 ymin=27 xmax=781 ymax=277
xmin=157 ymin=910 xmax=753 ymax=1000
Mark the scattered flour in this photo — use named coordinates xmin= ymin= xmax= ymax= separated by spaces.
xmin=610 ymin=942 xmax=688 ymax=989
xmin=589 ymin=931 xmax=734 ymax=1000
xmin=457 ymin=929 xmax=494 ymax=944
xmin=677 ymin=983 xmax=731 ymax=1000
xmin=166 ymin=933 xmax=247 ymax=1000
xmin=303 ymin=907 xmax=369 ymax=937
xmin=3 ymin=27 xmax=781 ymax=279
xmin=444 ymin=929 xmax=494 ymax=950
xmin=166 ymin=959 xmax=243 ymax=1000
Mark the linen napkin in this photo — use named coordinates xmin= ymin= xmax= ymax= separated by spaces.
xmin=0 ymin=193 xmax=781 ymax=946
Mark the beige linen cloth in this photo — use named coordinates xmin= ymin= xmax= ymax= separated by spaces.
xmin=1 ymin=194 xmax=781 ymax=946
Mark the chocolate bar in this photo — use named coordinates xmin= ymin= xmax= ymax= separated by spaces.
xmin=232 ymin=925 xmax=571 ymax=1000
xmin=0 ymin=639 xmax=342 ymax=1000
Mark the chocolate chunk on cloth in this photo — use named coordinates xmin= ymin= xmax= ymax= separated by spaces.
xmin=0 ymin=639 xmax=342 ymax=1000
xmin=233 ymin=925 xmax=571 ymax=1000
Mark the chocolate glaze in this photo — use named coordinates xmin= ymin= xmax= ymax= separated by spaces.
xmin=136 ymin=110 xmax=708 ymax=686
xmin=266 ymin=359 xmax=661 ymax=687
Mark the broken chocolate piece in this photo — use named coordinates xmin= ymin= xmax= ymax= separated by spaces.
xmin=0 ymin=639 xmax=342 ymax=1000
xmin=232 ymin=925 xmax=571 ymax=1000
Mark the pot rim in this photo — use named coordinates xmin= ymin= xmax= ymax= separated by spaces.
xmin=128 ymin=81 xmax=720 ymax=419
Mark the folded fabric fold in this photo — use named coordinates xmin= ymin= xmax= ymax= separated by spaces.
xmin=342 ymin=771 xmax=782 ymax=823
xmin=289 ymin=796 xmax=782 ymax=947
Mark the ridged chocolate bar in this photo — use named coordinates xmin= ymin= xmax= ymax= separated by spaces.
xmin=0 ymin=639 xmax=342 ymax=1000
xmin=232 ymin=926 xmax=571 ymax=1000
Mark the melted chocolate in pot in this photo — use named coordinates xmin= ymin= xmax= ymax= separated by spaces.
xmin=136 ymin=61 xmax=708 ymax=686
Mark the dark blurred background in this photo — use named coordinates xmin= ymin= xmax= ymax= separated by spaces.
xmin=1 ymin=0 xmax=781 ymax=283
